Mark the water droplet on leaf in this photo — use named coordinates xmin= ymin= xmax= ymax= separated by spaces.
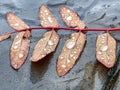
xmin=14 ymin=46 xmax=18 ymax=49
xmin=66 ymin=16 xmax=72 ymax=21
xmin=66 ymin=40 xmax=75 ymax=49
xmin=67 ymin=10 xmax=70 ymax=13
xmin=19 ymin=53 xmax=24 ymax=58
xmin=48 ymin=40 xmax=54 ymax=46
xmin=67 ymin=59 xmax=70 ymax=63
xmin=61 ymin=65 xmax=66 ymax=68
xmin=100 ymin=45 xmax=108 ymax=52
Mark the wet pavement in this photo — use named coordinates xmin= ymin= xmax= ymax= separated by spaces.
xmin=0 ymin=0 xmax=120 ymax=90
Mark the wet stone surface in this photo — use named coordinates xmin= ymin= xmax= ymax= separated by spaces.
xmin=0 ymin=0 xmax=120 ymax=90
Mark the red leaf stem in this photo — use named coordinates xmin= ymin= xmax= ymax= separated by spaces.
xmin=1 ymin=26 xmax=120 ymax=36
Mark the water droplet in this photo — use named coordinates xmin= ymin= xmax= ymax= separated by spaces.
xmin=67 ymin=10 xmax=70 ymax=13
xmin=101 ymin=57 xmax=104 ymax=60
xmin=97 ymin=51 xmax=102 ymax=55
xmin=44 ymin=48 xmax=47 ymax=51
xmin=73 ymin=56 xmax=76 ymax=59
xmin=16 ymin=35 xmax=19 ymax=38
xmin=101 ymin=36 xmax=105 ymax=39
xmin=71 ymin=33 xmax=75 ymax=36
xmin=43 ymin=17 xmax=46 ymax=20
xmin=14 ymin=64 xmax=18 ymax=68
xmin=72 ymin=37 xmax=75 ymax=40
xmin=73 ymin=51 xmax=77 ymax=54
xmin=46 ymin=13 xmax=49 ymax=15
xmin=48 ymin=40 xmax=54 ymax=46
xmin=100 ymin=45 xmax=108 ymax=52
xmin=44 ymin=10 xmax=48 ymax=13
xmin=11 ymin=62 xmax=16 ymax=66
xmin=67 ymin=59 xmax=70 ymax=63
xmin=41 ymin=39 xmax=44 ymax=42
xmin=60 ymin=56 xmax=64 ymax=59
xmin=18 ymin=53 xmax=24 ymax=58
xmin=48 ymin=17 xmax=53 ymax=23
xmin=65 ymin=69 xmax=67 ymax=71
xmin=66 ymin=16 xmax=72 ymax=21
xmin=66 ymin=40 xmax=75 ymax=49
xmin=13 ymin=46 xmax=18 ymax=49
xmin=14 ymin=23 xmax=19 ymax=26
xmin=15 ymin=40 xmax=21 ymax=45
xmin=61 ymin=65 xmax=66 ymax=68
xmin=41 ymin=54 xmax=45 ymax=57
xmin=61 ymin=14 xmax=64 ymax=17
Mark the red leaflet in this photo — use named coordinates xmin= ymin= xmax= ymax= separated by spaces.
xmin=57 ymin=32 xmax=86 ymax=76
xmin=96 ymin=33 xmax=116 ymax=68
xmin=7 ymin=12 xmax=30 ymax=38
xmin=6 ymin=12 xmax=30 ymax=69
xmin=60 ymin=6 xmax=85 ymax=28
xmin=30 ymin=5 xmax=59 ymax=62
xmin=57 ymin=6 xmax=86 ymax=76
xmin=30 ymin=30 xmax=59 ymax=62
xmin=39 ymin=4 xmax=59 ymax=27
xmin=0 ymin=34 xmax=10 ymax=42
xmin=10 ymin=32 xmax=30 ymax=69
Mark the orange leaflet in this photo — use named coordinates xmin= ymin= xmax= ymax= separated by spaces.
xmin=57 ymin=6 xmax=86 ymax=76
xmin=96 ymin=33 xmax=116 ymax=68
xmin=7 ymin=12 xmax=30 ymax=38
xmin=0 ymin=34 xmax=10 ymax=42
xmin=7 ymin=12 xmax=30 ymax=69
xmin=30 ymin=5 xmax=59 ymax=62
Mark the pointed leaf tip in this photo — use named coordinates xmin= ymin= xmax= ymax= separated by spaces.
xmin=31 ymin=30 xmax=59 ymax=62
xmin=60 ymin=6 xmax=85 ymax=28
xmin=10 ymin=32 xmax=30 ymax=69
xmin=96 ymin=33 xmax=116 ymax=68
xmin=6 ymin=12 xmax=30 ymax=38
xmin=57 ymin=32 xmax=86 ymax=76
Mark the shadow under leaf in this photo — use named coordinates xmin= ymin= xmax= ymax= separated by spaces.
xmin=30 ymin=53 xmax=54 ymax=84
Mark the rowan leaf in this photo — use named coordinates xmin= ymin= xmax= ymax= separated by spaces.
xmin=6 ymin=12 xmax=30 ymax=38
xmin=60 ymin=6 xmax=85 ymax=28
xmin=57 ymin=32 xmax=86 ymax=76
xmin=7 ymin=12 xmax=31 ymax=69
xmin=39 ymin=4 xmax=59 ymax=27
xmin=96 ymin=33 xmax=116 ymax=68
xmin=10 ymin=32 xmax=30 ymax=69
xmin=30 ymin=30 xmax=59 ymax=62
xmin=30 ymin=5 xmax=59 ymax=62
xmin=57 ymin=6 xmax=86 ymax=76
xmin=0 ymin=34 xmax=10 ymax=42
